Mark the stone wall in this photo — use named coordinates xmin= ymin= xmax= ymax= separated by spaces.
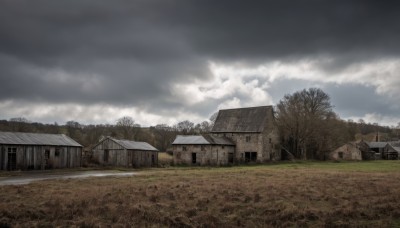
xmin=173 ymin=144 xmax=235 ymax=165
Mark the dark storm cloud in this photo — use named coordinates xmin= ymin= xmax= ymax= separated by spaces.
xmin=1 ymin=0 xmax=400 ymax=123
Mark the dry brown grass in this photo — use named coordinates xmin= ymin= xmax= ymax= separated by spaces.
xmin=1 ymin=162 xmax=400 ymax=227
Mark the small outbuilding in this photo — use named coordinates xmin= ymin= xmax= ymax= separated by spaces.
xmin=384 ymin=142 xmax=400 ymax=160
xmin=172 ymin=135 xmax=235 ymax=165
xmin=329 ymin=143 xmax=362 ymax=161
xmin=0 ymin=131 xmax=82 ymax=170
xmin=91 ymin=137 xmax=159 ymax=167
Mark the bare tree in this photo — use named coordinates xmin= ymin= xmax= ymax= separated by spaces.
xmin=116 ymin=116 xmax=141 ymax=140
xmin=152 ymin=124 xmax=176 ymax=151
xmin=174 ymin=120 xmax=194 ymax=134
xmin=9 ymin=117 xmax=31 ymax=132
xmin=276 ymin=88 xmax=334 ymax=159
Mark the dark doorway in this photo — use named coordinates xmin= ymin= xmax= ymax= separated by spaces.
xmin=192 ymin=153 xmax=197 ymax=164
xmin=151 ymin=154 xmax=155 ymax=165
xmin=245 ymin=152 xmax=257 ymax=163
xmin=44 ymin=149 xmax=50 ymax=169
xmin=104 ymin=149 xmax=109 ymax=163
xmin=338 ymin=152 xmax=344 ymax=159
xmin=228 ymin=153 xmax=234 ymax=163
xmin=7 ymin=148 xmax=17 ymax=171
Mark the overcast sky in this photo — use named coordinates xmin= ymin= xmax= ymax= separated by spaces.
xmin=1 ymin=0 xmax=400 ymax=127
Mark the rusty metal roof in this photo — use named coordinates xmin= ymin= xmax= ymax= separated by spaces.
xmin=113 ymin=139 xmax=159 ymax=151
xmin=211 ymin=106 xmax=273 ymax=133
xmin=0 ymin=131 xmax=82 ymax=147
xmin=172 ymin=135 xmax=235 ymax=146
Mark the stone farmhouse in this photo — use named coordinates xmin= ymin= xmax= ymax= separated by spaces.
xmin=211 ymin=106 xmax=281 ymax=162
xmin=172 ymin=106 xmax=281 ymax=165
xmin=91 ymin=137 xmax=159 ymax=167
xmin=0 ymin=131 xmax=82 ymax=170
xmin=329 ymin=143 xmax=362 ymax=161
xmin=172 ymin=135 xmax=235 ymax=165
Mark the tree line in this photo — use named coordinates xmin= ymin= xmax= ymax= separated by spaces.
xmin=1 ymin=88 xmax=399 ymax=157
xmin=276 ymin=88 xmax=400 ymax=159
xmin=0 ymin=115 xmax=217 ymax=152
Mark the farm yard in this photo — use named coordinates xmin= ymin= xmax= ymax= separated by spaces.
xmin=0 ymin=161 xmax=400 ymax=227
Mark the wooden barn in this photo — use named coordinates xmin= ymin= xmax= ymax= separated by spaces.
xmin=384 ymin=142 xmax=400 ymax=160
xmin=91 ymin=137 xmax=159 ymax=167
xmin=172 ymin=135 xmax=235 ymax=165
xmin=0 ymin=131 xmax=82 ymax=171
xmin=211 ymin=106 xmax=281 ymax=163
xmin=329 ymin=143 xmax=362 ymax=161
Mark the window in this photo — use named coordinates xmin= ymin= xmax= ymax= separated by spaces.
xmin=201 ymin=145 xmax=205 ymax=151
xmin=246 ymin=136 xmax=251 ymax=142
xmin=269 ymin=138 xmax=272 ymax=143
xmin=221 ymin=145 xmax=225 ymax=149
xmin=55 ymin=148 xmax=60 ymax=157
xmin=182 ymin=146 xmax=187 ymax=151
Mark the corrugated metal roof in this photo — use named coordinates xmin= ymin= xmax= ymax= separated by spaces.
xmin=172 ymin=135 xmax=235 ymax=146
xmin=172 ymin=135 xmax=209 ymax=145
xmin=0 ymin=131 xmax=82 ymax=147
xmin=366 ymin=142 xmax=388 ymax=148
xmin=211 ymin=106 xmax=273 ymax=133
xmin=113 ymin=139 xmax=158 ymax=151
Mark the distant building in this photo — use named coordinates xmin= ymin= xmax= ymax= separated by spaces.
xmin=91 ymin=137 xmax=159 ymax=167
xmin=329 ymin=143 xmax=362 ymax=161
xmin=358 ymin=140 xmax=400 ymax=160
xmin=384 ymin=142 xmax=400 ymax=160
xmin=211 ymin=106 xmax=281 ymax=162
xmin=172 ymin=135 xmax=235 ymax=165
xmin=0 ymin=131 xmax=82 ymax=170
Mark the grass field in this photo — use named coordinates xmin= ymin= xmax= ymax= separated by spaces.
xmin=1 ymin=161 xmax=400 ymax=227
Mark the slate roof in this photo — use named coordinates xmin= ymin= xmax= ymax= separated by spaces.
xmin=172 ymin=135 xmax=235 ymax=146
xmin=211 ymin=106 xmax=273 ymax=133
xmin=112 ymin=138 xmax=159 ymax=151
xmin=0 ymin=131 xmax=82 ymax=147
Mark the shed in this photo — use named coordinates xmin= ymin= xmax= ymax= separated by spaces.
xmin=172 ymin=135 xmax=235 ymax=165
xmin=0 ymin=131 xmax=82 ymax=170
xmin=384 ymin=142 xmax=400 ymax=160
xmin=91 ymin=137 xmax=159 ymax=167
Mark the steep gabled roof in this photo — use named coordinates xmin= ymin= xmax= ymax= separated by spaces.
xmin=172 ymin=135 xmax=235 ymax=146
xmin=0 ymin=131 xmax=82 ymax=147
xmin=211 ymin=106 xmax=273 ymax=133
xmin=113 ymin=138 xmax=159 ymax=151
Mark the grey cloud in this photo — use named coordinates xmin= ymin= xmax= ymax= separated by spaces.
xmin=1 ymin=0 xmax=400 ymax=124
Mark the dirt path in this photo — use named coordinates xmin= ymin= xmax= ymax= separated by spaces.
xmin=0 ymin=171 xmax=138 ymax=186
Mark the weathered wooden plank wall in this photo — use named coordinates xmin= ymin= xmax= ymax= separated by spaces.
xmin=0 ymin=144 xmax=82 ymax=170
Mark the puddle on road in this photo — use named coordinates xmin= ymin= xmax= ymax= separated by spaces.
xmin=0 ymin=171 xmax=138 ymax=186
